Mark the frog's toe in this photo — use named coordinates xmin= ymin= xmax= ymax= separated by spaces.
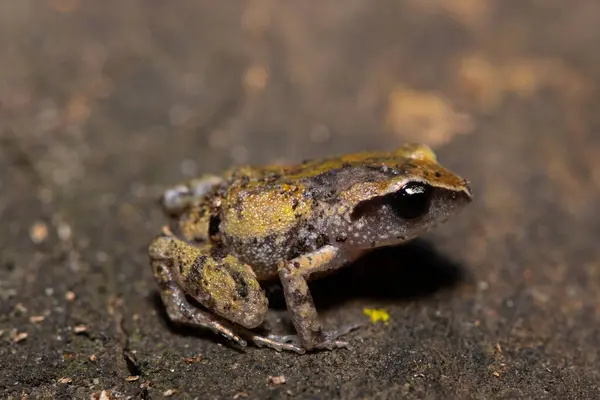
xmin=265 ymin=333 xmax=352 ymax=352
xmin=314 ymin=324 xmax=361 ymax=350
xmin=262 ymin=330 xmax=356 ymax=353
xmin=265 ymin=333 xmax=297 ymax=343
xmin=251 ymin=335 xmax=306 ymax=354
xmin=218 ymin=329 xmax=248 ymax=348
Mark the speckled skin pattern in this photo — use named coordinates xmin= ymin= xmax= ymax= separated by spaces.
xmin=148 ymin=143 xmax=472 ymax=353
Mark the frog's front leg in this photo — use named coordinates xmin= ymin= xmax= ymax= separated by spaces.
xmin=149 ymin=232 xmax=305 ymax=353
xmin=161 ymin=174 xmax=224 ymax=216
xmin=277 ymin=245 xmax=356 ymax=351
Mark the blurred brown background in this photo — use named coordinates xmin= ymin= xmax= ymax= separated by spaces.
xmin=1 ymin=1 xmax=599 ymax=398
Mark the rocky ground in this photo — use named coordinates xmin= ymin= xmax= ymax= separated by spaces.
xmin=1 ymin=1 xmax=599 ymax=399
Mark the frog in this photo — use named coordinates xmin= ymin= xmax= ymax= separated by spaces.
xmin=149 ymin=143 xmax=472 ymax=354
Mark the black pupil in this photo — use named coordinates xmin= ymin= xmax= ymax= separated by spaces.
xmin=392 ymin=182 xmax=432 ymax=219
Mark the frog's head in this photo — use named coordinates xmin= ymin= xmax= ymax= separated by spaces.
xmin=338 ymin=145 xmax=472 ymax=249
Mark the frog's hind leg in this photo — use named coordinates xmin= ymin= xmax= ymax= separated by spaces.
xmin=149 ymin=233 xmax=247 ymax=347
xmin=149 ymin=232 xmax=305 ymax=353
xmin=161 ymin=174 xmax=224 ymax=216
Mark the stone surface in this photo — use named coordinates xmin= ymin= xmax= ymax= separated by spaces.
xmin=1 ymin=1 xmax=599 ymax=398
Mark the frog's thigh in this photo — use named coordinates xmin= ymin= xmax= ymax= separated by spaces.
xmin=161 ymin=174 xmax=224 ymax=216
xmin=278 ymin=245 xmax=351 ymax=350
xmin=149 ymin=234 xmax=268 ymax=330
xmin=149 ymin=236 xmax=247 ymax=346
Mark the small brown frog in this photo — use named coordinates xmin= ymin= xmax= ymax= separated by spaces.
xmin=149 ymin=143 xmax=471 ymax=353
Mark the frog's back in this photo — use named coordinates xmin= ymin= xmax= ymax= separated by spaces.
xmin=224 ymin=150 xmax=412 ymax=190
xmin=222 ymin=144 xmax=462 ymax=202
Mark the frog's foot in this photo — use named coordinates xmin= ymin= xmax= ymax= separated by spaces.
xmin=161 ymin=174 xmax=223 ymax=216
xmin=267 ymin=334 xmax=349 ymax=352
xmin=263 ymin=323 xmax=360 ymax=353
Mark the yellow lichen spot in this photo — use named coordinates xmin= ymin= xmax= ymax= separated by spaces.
xmin=363 ymin=308 xmax=390 ymax=325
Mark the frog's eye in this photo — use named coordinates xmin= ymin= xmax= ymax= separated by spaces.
xmin=391 ymin=182 xmax=432 ymax=220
